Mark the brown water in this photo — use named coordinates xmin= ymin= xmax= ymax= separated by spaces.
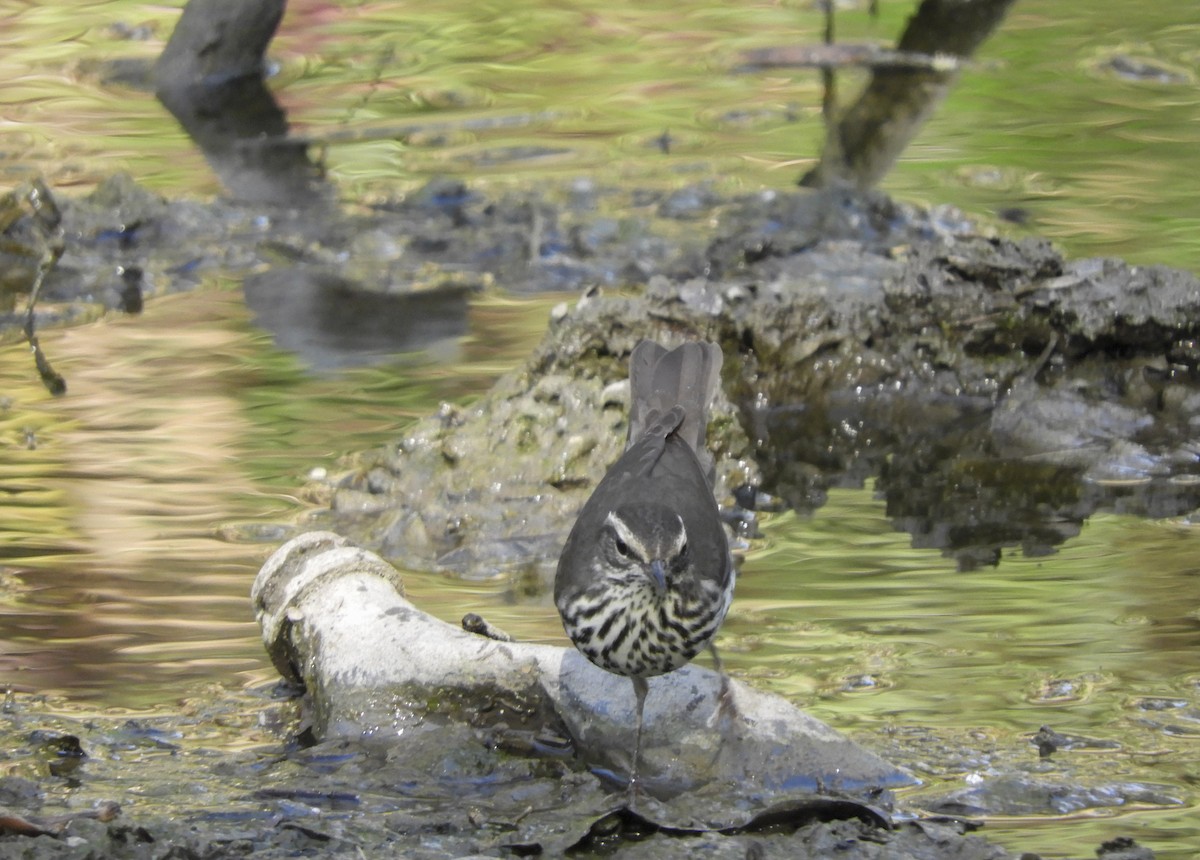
xmin=2 ymin=1 xmax=1200 ymax=856
xmin=1 ymin=285 xmax=552 ymax=702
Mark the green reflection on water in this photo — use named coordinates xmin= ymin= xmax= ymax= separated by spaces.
xmin=882 ymin=2 xmax=1200 ymax=269
xmin=3 ymin=1 xmax=1198 ymax=269
xmin=731 ymin=490 xmax=1200 ymax=733
xmin=736 ymin=490 xmax=1200 ymax=860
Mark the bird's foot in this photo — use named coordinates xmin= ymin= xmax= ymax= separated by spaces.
xmin=707 ymin=671 xmax=739 ymax=729
xmin=625 ymin=770 xmax=643 ymax=807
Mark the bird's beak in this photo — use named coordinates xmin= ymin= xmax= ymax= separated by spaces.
xmin=648 ymin=560 xmax=667 ymax=597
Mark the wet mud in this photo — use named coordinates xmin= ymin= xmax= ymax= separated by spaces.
xmin=297 ymin=182 xmax=1200 ymax=574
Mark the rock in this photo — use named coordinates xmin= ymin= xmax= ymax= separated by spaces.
xmin=252 ymin=531 xmax=915 ymax=812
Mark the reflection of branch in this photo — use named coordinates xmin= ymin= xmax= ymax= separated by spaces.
xmin=741 ymin=44 xmax=966 ymax=73
xmin=303 ymin=111 xmax=564 ymax=147
xmin=803 ymin=0 xmax=1016 ymax=190
xmin=155 ymin=0 xmax=329 ymax=207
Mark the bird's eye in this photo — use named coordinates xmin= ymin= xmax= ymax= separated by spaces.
xmin=679 ymin=541 xmax=688 ymax=557
xmin=615 ymin=538 xmax=630 ymax=557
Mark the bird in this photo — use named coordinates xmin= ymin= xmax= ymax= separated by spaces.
xmin=555 ymin=339 xmax=734 ymax=797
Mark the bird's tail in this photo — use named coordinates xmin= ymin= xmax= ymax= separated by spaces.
xmin=627 ymin=340 xmax=723 ymax=460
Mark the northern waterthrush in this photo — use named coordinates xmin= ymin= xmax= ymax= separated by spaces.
xmin=555 ymin=339 xmax=734 ymax=795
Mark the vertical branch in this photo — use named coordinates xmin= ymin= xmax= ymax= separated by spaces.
xmin=22 ymin=245 xmax=67 ymax=396
xmin=20 ymin=180 xmax=67 ymax=395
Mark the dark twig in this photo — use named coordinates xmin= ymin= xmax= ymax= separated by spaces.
xmin=20 ymin=180 xmax=67 ymax=396
xmin=819 ymin=2 xmax=842 ymax=181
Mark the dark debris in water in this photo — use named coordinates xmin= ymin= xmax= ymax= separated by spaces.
xmin=1095 ymin=53 xmax=1193 ymax=85
xmin=556 ymin=796 xmax=892 ymax=856
xmin=918 ymin=774 xmax=1181 ymax=818
xmin=1031 ymin=725 xmax=1121 ymax=758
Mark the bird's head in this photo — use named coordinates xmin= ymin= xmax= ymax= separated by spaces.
xmin=601 ymin=503 xmax=690 ymax=597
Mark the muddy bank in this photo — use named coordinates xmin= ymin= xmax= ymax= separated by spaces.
xmin=302 ymin=184 xmax=1200 ymax=575
xmin=17 ymin=174 xmax=1200 ymax=558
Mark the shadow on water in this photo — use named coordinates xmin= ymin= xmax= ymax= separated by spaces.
xmin=242 ymin=267 xmax=471 ymax=371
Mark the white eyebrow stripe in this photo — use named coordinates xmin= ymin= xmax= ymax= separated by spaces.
xmin=604 ymin=510 xmax=642 ymax=551
xmin=673 ymin=514 xmax=688 ymax=554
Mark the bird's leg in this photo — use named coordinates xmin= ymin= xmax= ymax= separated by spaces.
xmin=696 ymin=644 xmax=741 ymax=782
xmin=628 ymin=675 xmax=649 ymax=803
xmin=706 ymin=643 xmax=739 ymax=727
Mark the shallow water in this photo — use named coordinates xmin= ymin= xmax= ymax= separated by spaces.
xmin=2 ymin=0 xmax=1200 ymax=856
xmin=2 ymin=1 xmax=1199 ymax=268
xmin=1 ymin=285 xmax=552 ymax=702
